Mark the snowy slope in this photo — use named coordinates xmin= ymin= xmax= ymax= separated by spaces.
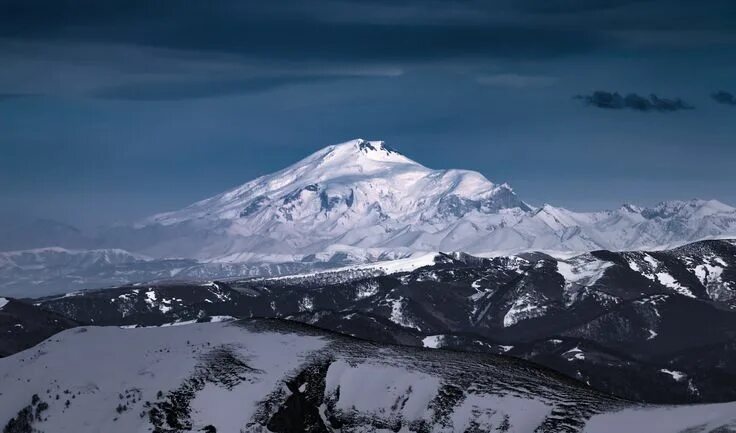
xmin=97 ymin=138 xmax=736 ymax=262
xmin=1 ymin=319 xmax=735 ymax=433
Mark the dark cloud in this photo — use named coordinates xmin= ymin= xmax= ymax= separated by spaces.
xmin=0 ymin=1 xmax=606 ymax=63
xmin=2 ymin=0 xmax=734 ymax=63
xmin=91 ymin=74 xmax=388 ymax=101
xmin=576 ymin=91 xmax=693 ymax=112
xmin=712 ymin=91 xmax=736 ymax=106
xmin=1 ymin=0 xmax=734 ymax=100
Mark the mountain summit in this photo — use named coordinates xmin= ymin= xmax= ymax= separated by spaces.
xmin=94 ymin=138 xmax=736 ymax=262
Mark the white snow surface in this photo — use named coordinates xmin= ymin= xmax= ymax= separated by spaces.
xmin=0 ymin=297 xmax=8 ymax=310
xmin=584 ymin=402 xmax=736 ymax=433
xmin=656 ymin=272 xmax=695 ymax=297
xmin=422 ymin=335 xmax=444 ymax=348
xmin=1 ymin=321 xmax=736 ymax=432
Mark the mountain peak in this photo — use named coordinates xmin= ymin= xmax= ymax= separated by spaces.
xmin=620 ymin=203 xmax=643 ymax=213
xmin=320 ymin=138 xmax=413 ymax=167
xmin=355 ymin=139 xmax=397 ymax=155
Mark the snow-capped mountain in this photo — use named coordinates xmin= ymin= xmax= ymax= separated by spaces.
xmin=3 ymin=139 xmax=736 ymax=296
xmin=101 ymin=139 xmax=530 ymax=260
xmin=99 ymin=138 xmax=736 ymax=262
xmin=3 ymin=318 xmax=736 ymax=433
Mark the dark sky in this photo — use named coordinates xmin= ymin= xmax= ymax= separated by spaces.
xmin=1 ymin=0 xmax=735 ymax=229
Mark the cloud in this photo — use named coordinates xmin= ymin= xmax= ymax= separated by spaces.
xmin=0 ymin=1 xmax=606 ymax=63
xmin=91 ymin=73 xmax=397 ymax=101
xmin=0 ymin=39 xmax=404 ymax=100
xmin=0 ymin=0 xmax=733 ymax=101
xmin=476 ymin=73 xmax=557 ymax=88
xmin=576 ymin=91 xmax=693 ymax=112
xmin=712 ymin=91 xmax=736 ymax=106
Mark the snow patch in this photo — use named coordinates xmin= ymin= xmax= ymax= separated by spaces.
xmin=503 ymin=292 xmax=548 ymax=327
xmin=660 ymin=369 xmax=687 ymax=382
xmin=655 ymin=272 xmax=695 ymax=298
xmin=449 ymin=394 xmax=552 ymax=432
xmin=585 ymin=401 xmax=736 ymax=433
xmin=562 ymin=346 xmax=586 ymax=361
xmin=324 ymin=360 xmax=439 ymax=421
xmin=557 ymin=257 xmax=612 ymax=305
xmin=354 ymin=280 xmax=379 ymax=300
xmin=422 ymin=335 xmax=443 ymax=349
xmin=388 ymin=297 xmax=421 ymax=330
xmin=298 ymin=296 xmax=314 ymax=312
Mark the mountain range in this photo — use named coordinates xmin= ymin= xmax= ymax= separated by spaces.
xmin=2 ymin=138 xmax=736 ymax=296
xmin=4 ymin=238 xmax=735 ymax=405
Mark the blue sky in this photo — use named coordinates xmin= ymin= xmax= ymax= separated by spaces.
xmin=1 ymin=0 xmax=735 ymax=229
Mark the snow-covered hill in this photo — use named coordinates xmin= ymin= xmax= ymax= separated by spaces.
xmin=2 ymin=319 xmax=736 ymax=433
xmin=100 ymin=138 xmax=736 ymax=262
xmin=30 ymin=239 xmax=736 ymax=404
